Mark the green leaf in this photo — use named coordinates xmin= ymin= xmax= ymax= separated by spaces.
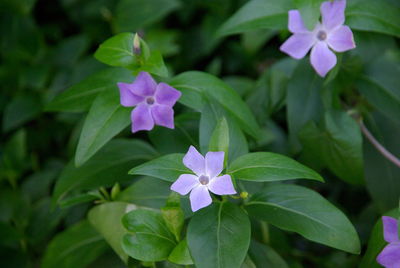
xmin=170 ymin=71 xmax=260 ymax=139
xmin=245 ymin=184 xmax=360 ymax=254
xmin=168 ymin=239 xmax=194 ymax=265
xmin=0 ymin=129 xmax=27 ymax=182
xmin=161 ymin=193 xmax=184 ymax=241
xmin=363 ymin=111 xmax=400 ymax=212
xmin=357 ymin=50 xmax=400 ymax=121
xmin=2 ymin=94 xmax=41 ymax=132
xmin=209 ymin=117 xmax=229 ymax=165
xmin=113 ymin=0 xmax=181 ymax=32
xmin=187 ymin=202 xmax=251 ymax=268
xmin=129 ymin=154 xmax=191 ymax=182
xmin=227 ymin=152 xmax=323 ymax=182
xmin=248 ymin=240 xmax=288 ymax=268
xmin=347 ymin=0 xmax=400 ymax=37
xmin=53 ymin=139 xmax=157 ymax=204
xmin=88 ymin=202 xmax=134 ymax=264
xmin=116 ymin=177 xmax=171 ymax=208
xmin=122 ymin=209 xmax=176 ymax=261
xmin=360 ymin=209 xmax=399 ymax=268
xmin=217 ymin=0 xmax=293 ymax=37
xmin=45 ymin=68 xmax=134 ymax=113
xmin=75 ymin=87 xmax=131 ymax=166
xmin=42 ymin=221 xmax=108 ymax=268
xmin=94 ymin=33 xmax=137 ymax=68
xmin=137 ymin=50 xmax=169 ymax=77
xmin=299 ymin=110 xmax=364 ymax=185
xmin=287 ymin=59 xmax=323 ymax=151
xmin=200 ymin=99 xmax=248 ymax=163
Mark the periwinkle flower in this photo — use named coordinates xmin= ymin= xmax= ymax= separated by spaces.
xmin=170 ymin=146 xmax=236 ymax=212
xmin=280 ymin=0 xmax=356 ymax=77
xmin=377 ymin=216 xmax=400 ymax=268
xmin=118 ymin=72 xmax=181 ymax=133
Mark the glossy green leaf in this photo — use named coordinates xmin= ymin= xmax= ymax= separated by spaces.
xmin=116 ymin=177 xmax=171 ymax=208
xmin=299 ymin=110 xmax=364 ymax=185
xmin=45 ymin=68 xmax=134 ymax=113
xmin=187 ymin=202 xmax=251 ymax=268
xmin=347 ymin=0 xmax=400 ymax=37
xmin=170 ymin=71 xmax=261 ymax=138
xmin=168 ymin=239 xmax=194 ymax=265
xmin=129 ymin=154 xmax=190 ymax=182
xmin=88 ymin=202 xmax=134 ymax=264
xmin=248 ymin=240 xmax=288 ymax=268
xmin=360 ymin=209 xmax=399 ymax=268
xmin=113 ymin=0 xmax=181 ymax=32
xmin=137 ymin=50 xmax=169 ymax=78
xmin=75 ymin=88 xmax=131 ymax=166
xmin=53 ymin=139 xmax=157 ymax=204
xmin=42 ymin=221 xmax=107 ymax=268
xmin=245 ymin=184 xmax=360 ymax=253
xmin=94 ymin=33 xmax=137 ymax=68
xmin=209 ymin=117 xmax=229 ymax=159
xmin=287 ymin=60 xmax=323 ymax=151
xmin=357 ymin=50 xmax=400 ymax=122
xmin=217 ymin=0 xmax=292 ymax=37
xmin=200 ymin=99 xmax=248 ymax=164
xmin=161 ymin=193 xmax=184 ymax=241
xmin=227 ymin=152 xmax=323 ymax=182
xmin=122 ymin=209 xmax=176 ymax=261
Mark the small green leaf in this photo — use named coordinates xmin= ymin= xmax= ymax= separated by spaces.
xmin=248 ymin=240 xmax=289 ymax=268
xmin=129 ymin=154 xmax=191 ymax=182
xmin=168 ymin=239 xmax=194 ymax=265
xmin=53 ymin=139 xmax=157 ymax=205
xmin=45 ymin=68 xmax=134 ymax=113
xmin=94 ymin=33 xmax=137 ymax=68
xmin=227 ymin=152 xmax=323 ymax=182
xmin=245 ymin=184 xmax=360 ymax=254
xmin=293 ymin=0 xmax=324 ymax=30
xmin=122 ymin=209 xmax=176 ymax=261
xmin=161 ymin=193 xmax=184 ymax=241
xmin=75 ymin=88 xmax=131 ymax=166
xmin=88 ymin=202 xmax=134 ymax=264
xmin=137 ymin=50 xmax=169 ymax=77
xmin=209 ymin=117 xmax=229 ymax=159
xmin=217 ymin=0 xmax=293 ymax=37
xmin=42 ymin=221 xmax=107 ymax=268
xmin=187 ymin=202 xmax=251 ymax=268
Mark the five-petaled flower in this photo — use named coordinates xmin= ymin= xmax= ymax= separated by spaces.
xmin=117 ymin=71 xmax=181 ymax=133
xmin=377 ymin=216 xmax=400 ymax=268
xmin=170 ymin=146 xmax=236 ymax=212
xmin=280 ymin=0 xmax=356 ymax=77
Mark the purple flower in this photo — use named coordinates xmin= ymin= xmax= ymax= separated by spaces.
xmin=280 ymin=0 xmax=356 ymax=77
xmin=170 ymin=146 xmax=236 ymax=212
xmin=117 ymin=72 xmax=181 ymax=133
xmin=377 ymin=216 xmax=400 ymax=268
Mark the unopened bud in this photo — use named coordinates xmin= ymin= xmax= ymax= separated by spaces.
xmin=133 ymin=33 xmax=141 ymax=55
xmin=240 ymin=192 xmax=249 ymax=199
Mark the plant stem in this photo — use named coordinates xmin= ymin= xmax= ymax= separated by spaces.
xmin=359 ymin=120 xmax=400 ymax=168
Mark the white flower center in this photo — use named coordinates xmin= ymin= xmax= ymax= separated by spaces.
xmin=199 ymin=175 xmax=210 ymax=185
xmin=317 ymin=30 xmax=327 ymax=41
xmin=146 ymin=97 xmax=155 ymax=105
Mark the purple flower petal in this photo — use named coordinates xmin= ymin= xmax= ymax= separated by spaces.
xmin=117 ymin=82 xmax=145 ymax=107
xmin=310 ymin=41 xmax=337 ymax=77
xmin=205 ymin=151 xmax=224 ymax=178
xmin=130 ymin=72 xmax=157 ymax=97
xmin=383 ymin=216 xmax=399 ymax=243
xmin=208 ymin=175 xmax=236 ymax=195
xmin=327 ymin=25 xmax=356 ymax=52
xmin=170 ymin=174 xmax=199 ymax=195
xmin=131 ymin=103 xmax=154 ymax=132
xmin=288 ymin=10 xmax=309 ymax=33
xmin=377 ymin=243 xmax=400 ymax=268
xmin=151 ymin=104 xmax=174 ymax=129
xmin=280 ymin=33 xmax=315 ymax=59
xmin=189 ymin=185 xmax=212 ymax=212
xmin=320 ymin=0 xmax=346 ymax=30
xmin=183 ymin=146 xmax=205 ymax=176
xmin=155 ymin=83 xmax=181 ymax=106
